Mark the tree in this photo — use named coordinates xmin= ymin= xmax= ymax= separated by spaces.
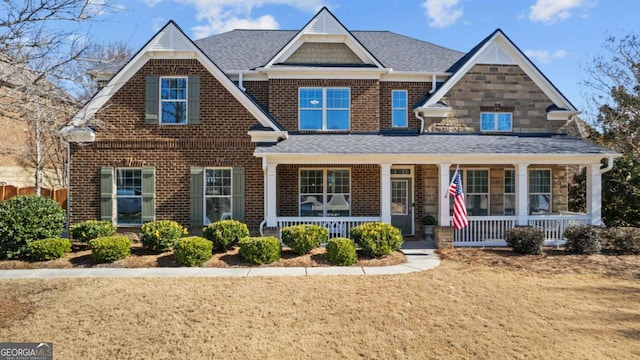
xmin=0 ymin=0 xmax=116 ymax=194
xmin=579 ymin=33 xmax=640 ymax=226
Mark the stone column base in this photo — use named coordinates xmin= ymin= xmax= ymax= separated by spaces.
xmin=262 ymin=227 xmax=281 ymax=239
xmin=434 ymin=226 xmax=454 ymax=249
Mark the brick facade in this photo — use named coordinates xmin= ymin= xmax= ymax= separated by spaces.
xmin=425 ymin=64 xmax=565 ymax=133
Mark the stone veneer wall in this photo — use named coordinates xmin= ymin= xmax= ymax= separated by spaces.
xmin=424 ymin=64 xmax=565 ymax=133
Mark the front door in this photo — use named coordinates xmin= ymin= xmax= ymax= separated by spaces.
xmin=391 ymin=178 xmax=412 ymax=234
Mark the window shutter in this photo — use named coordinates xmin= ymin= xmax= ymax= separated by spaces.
xmin=190 ymin=167 xmax=204 ymax=228
xmin=145 ymin=75 xmax=159 ymax=124
xmin=141 ymin=167 xmax=155 ymax=223
xmin=187 ymin=75 xmax=200 ymax=125
xmin=232 ymin=167 xmax=245 ymax=221
xmin=100 ymin=167 xmax=114 ymax=222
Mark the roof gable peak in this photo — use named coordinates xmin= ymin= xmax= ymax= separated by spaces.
xmin=263 ymin=7 xmax=384 ymax=68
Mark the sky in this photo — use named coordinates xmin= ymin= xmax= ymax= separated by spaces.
xmin=80 ymin=0 xmax=640 ymax=118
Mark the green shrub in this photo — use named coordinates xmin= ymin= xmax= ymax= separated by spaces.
xmin=27 ymin=238 xmax=72 ymax=261
xmin=504 ymin=226 xmax=545 ymax=255
xmin=70 ymin=220 xmax=116 ymax=243
xmin=0 ymin=195 xmax=65 ymax=259
xmin=281 ymin=224 xmax=328 ymax=255
xmin=326 ymin=238 xmax=357 ymax=266
xmin=140 ymin=220 xmax=187 ymax=252
xmin=202 ymin=220 xmax=249 ymax=251
xmin=239 ymin=237 xmax=280 ymax=265
xmin=350 ymin=222 xmax=403 ymax=257
xmin=174 ymin=236 xmax=213 ymax=267
xmin=89 ymin=236 xmax=131 ymax=263
xmin=603 ymin=227 xmax=640 ymax=254
xmin=563 ymin=225 xmax=602 ymax=254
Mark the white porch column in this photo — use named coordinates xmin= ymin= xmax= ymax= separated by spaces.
xmin=515 ymin=163 xmax=529 ymax=226
xmin=380 ymin=163 xmax=392 ymax=224
xmin=265 ymin=162 xmax=278 ymax=227
xmin=586 ymin=163 xmax=602 ymax=225
xmin=438 ymin=163 xmax=451 ymax=227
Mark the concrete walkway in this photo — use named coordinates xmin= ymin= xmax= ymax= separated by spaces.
xmin=0 ymin=241 xmax=439 ymax=279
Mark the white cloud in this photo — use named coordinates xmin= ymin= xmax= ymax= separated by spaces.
xmin=524 ymin=49 xmax=568 ymax=64
xmin=528 ymin=0 xmax=594 ymax=23
xmin=151 ymin=16 xmax=166 ymax=31
xmin=155 ymin=0 xmax=326 ymax=38
xmin=421 ymin=0 xmax=463 ymax=28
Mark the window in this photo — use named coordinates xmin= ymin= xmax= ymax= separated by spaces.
xmin=205 ymin=168 xmax=232 ymax=224
xmin=450 ymin=169 xmax=489 ymax=216
xmin=160 ymin=77 xmax=187 ymax=124
xmin=529 ymin=169 xmax=551 ymax=214
xmin=480 ymin=112 xmax=512 ymax=132
xmin=391 ymin=90 xmax=408 ymax=127
xmin=116 ymin=169 xmax=142 ymax=225
xmin=299 ymin=88 xmax=350 ymax=130
xmin=504 ymin=169 xmax=515 ymax=215
xmin=300 ymin=169 xmax=350 ymax=217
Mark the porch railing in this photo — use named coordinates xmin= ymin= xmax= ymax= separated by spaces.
xmin=271 ymin=217 xmax=381 ymax=240
xmin=453 ymin=214 xmax=592 ymax=246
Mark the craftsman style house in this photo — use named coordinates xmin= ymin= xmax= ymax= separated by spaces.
xmin=61 ymin=8 xmax=617 ymax=246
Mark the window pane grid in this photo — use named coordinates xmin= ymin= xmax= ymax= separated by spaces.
xmin=299 ymin=88 xmax=350 ymax=130
xmin=205 ymin=168 xmax=232 ymax=224
xmin=504 ymin=169 xmax=515 ymax=215
xmin=116 ymin=168 xmax=142 ymax=225
xmin=391 ymin=90 xmax=407 ymax=127
xmin=529 ymin=169 xmax=551 ymax=214
xmin=449 ymin=169 xmax=489 ymax=216
xmin=300 ymin=169 xmax=350 ymax=217
xmin=160 ymin=77 xmax=187 ymax=124
xmin=480 ymin=112 xmax=512 ymax=132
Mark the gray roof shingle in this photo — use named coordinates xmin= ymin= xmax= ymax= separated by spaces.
xmin=254 ymin=134 xmax=617 ymax=155
xmin=194 ymin=30 xmax=464 ymax=72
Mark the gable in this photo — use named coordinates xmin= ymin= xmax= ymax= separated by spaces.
xmin=263 ymin=7 xmax=383 ymax=69
xmin=62 ymin=21 xmax=286 ymax=142
xmin=417 ymin=29 xmax=578 ymax=116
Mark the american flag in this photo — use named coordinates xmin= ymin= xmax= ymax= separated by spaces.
xmin=448 ymin=168 xmax=469 ymax=230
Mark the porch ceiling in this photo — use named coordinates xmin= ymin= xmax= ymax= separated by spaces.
xmin=255 ymin=133 xmax=617 ymax=161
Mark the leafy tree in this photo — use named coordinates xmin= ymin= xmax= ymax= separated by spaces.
xmin=577 ymin=33 xmax=640 ymax=226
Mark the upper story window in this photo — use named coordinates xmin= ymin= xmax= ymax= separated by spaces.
xmin=160 ymin=77 xmax=187 ymax=124
xmin=481 ymin=112 xmax=512 ymax=132
xmin=299 ymin=87 xmax=350 ymax=130
xmin=391 ymin=90 xmax=408 ymax=127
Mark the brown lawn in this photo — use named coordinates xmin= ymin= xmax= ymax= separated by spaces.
xmin=0 ymin=249 xmax=639 ymax=359
xmin=0 ymin=242 xmax=406 ymax=269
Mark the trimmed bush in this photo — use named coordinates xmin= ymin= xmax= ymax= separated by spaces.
xmin=89 ymin=236 xmax=131 ymax=263
xmin=140 ymin=220 xmax=187 ymax=252
xmin=70 ymin=220 xmax=116 ymax=243
xmin=326 ymin=238 xmax=357 ymax=266
xmin=350 ymin=222 xmax=403 ymax=257
xmin=239 ymin=237 xmax=280 ymax=265
xmin=504 ymin=226 xmax=545 ymax=255
xmin=28 ymin=238 xmax=72 ymax=261
xmin=0 ymin=195 xmax=65 ymax=259
xmin=174 ymin=236 xmax=213 ymax=267
xmin=202 ymin=220 xmax=249 ymax=251
xmin=603 ymin=227 xmax=640 ymax=254
xmin=281 ymin=224 xmax=328 ymax=255
xmin=564 ymin=225 xmax=602 ymax=254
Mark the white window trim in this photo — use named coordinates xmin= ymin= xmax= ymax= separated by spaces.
xmin=298 ymin=87 xmax=351 ymax=131
xmin=159 ymin=76 xmax=188 ymax=125
xmin=449 ymin=168 xmax=490 ymax=216
xmin=203 ymin=167 xmax=233 ymax=225
xmin=528 ymin=168 xmax=552 ymax=215
xmin=391 ymin=89 xmax=408 ymax=128
xmin=115 ymin=167 xmax=142 ymax=226
xmin=504 ymin=169 xmax=516 ymax=216
xmin=299 ymin=168 xmax=351 ymax=217
xmin=480 ymin=111 xmax=512 ymax=132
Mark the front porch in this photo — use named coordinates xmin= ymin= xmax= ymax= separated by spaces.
xmin=260 ymin=213 xmax=592 ymax=247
